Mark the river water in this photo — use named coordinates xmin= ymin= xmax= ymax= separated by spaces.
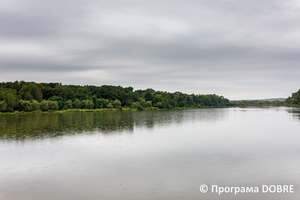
xmin=0 ymin=107 xmax=300 ymax=200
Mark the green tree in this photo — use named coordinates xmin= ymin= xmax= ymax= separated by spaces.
xmin=49 ymin=101 xmax=59 ymax=110
xmin=24 ymin=92 xmax=33 ymax=100
xmin=31 ymin=100 xmax=40 ymax=110
xmin=82 ymin=100 xmax=94 ymax=109
xmin=65 ymin=99 xmax=73 ymax=109
xmin=73 ymin=99 xmax=81 ymax=109
xmin=103 ymin=99 xmax=109 ymax=108
xmin=162 ymin=98 xmax=169 ymax=108
xmin=49 ymin=96 xmax=64 ymax=110
xmin=20 ymin=100 xmax=32 ymax=112
xmin=137 ymin=105 xmax=144 ymax=111
xmin=6 ymin=91 xmax=18 ymax=111
xmin=157 ymin=102 xmax=163 ymax=108
xmin=145 ymin=101 xmax=152 ymax=108
xmin=113 ymin=100 xmax=121 ymax=108
xmin=139 ymin=98 xmax=146 ymax=107
xmin=40 ymin=100 xmax=50 ymax=111
xmin=0 ymin=88 xmax=19 ymax=111
xmin=130 ymin=102 xmax=140 ymax=109
xmin=34 ymin=87 xmax=43 ymax=102
xmin=0 ymin=101 xmax=7 ymax=112
xmin=107 ymin=103 xmax=113 ymax=109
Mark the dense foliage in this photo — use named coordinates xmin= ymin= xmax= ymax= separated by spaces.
xmin=285 ymin=89 xmax=300 ymax=106
xmin=0 ymin=81 xmax=230 ymax=112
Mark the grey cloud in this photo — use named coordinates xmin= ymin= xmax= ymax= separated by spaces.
xmin=1 ymin=0 xmax=300 ymax=99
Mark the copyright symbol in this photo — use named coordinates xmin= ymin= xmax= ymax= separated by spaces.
xmin=200 ymin=184 xmax=208 ymax=193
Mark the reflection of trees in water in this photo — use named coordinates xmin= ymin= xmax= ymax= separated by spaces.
xmin=287 ymin=108 xmax=300 ymax=121
xmin=0 ymin=112 xmax=135 ymax=140
xmin=0 ymin=109 xmax=226 ymax=140
xmin=133 ymin=108 xmax=226 ymax=128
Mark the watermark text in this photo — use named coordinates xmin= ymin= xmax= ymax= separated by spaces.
xmin=200 ymin=184 xmax=294 ymax=195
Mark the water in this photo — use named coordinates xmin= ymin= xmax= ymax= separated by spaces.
xmin=0 ymin=107 xmax=300 ymax=200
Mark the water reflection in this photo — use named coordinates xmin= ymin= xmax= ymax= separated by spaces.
xmin=0 ymin=109 xmax=226 ymax=141
xmin=0 ymin=112 xmax=134 ymax=140
xmin=286 ymin=108 xmax=300 ymax=122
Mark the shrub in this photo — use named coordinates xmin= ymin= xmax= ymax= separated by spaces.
xmin=65 ymin=99 xmax=73 ymax=109
xmin=137 ymin=105 xmax=144 ymax=111
xmin=145 ymin=101 xmax=152 ymax=108
xmin=73 ymin=99 xmax=81 ymax=109
xmin=131 ymin=102 xmax=140 ymax=109
xmin=113 ymin=100 xmax=121 ymax=108
xmin=139 ymin=98 xmax=146 ymax=107
xmin=49 ymin=101 xmax=59 ymax=110
xmin=40 ymin=100 xmax=49 ymax=111
xmin=31 ymin=100 xmax=40 ymax=110
xmin=157 ymin=102 xmax=163 ymax=108
xmin=82 ymin=100 xmax=94 ymax=109
xmin=20 ymin=100 xmax=32 ymax=112
xmin=0 ymin=101 xmax=7 ymax=112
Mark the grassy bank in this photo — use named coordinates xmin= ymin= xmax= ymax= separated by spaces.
xmin=0 ymin=106 xmax=228 ymax=115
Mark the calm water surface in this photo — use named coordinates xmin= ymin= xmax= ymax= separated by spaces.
xmin=0 ymin=107 xmax=300 ymax=200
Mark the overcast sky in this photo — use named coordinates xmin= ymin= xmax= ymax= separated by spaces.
xmin=1 ymin=0 xmax=300 ymax=99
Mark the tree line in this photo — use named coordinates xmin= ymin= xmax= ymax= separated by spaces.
xmin=230 ymin=99 xmax=286 ymax=107
xmin=0 ymin=81 xmax=230 ymax=112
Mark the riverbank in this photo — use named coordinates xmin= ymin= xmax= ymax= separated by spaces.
xmin=0 ymin=106 xmax=229 ymax=115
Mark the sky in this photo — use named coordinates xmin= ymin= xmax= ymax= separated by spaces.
xmin=1 ymin=0 xmax=300 ymax=100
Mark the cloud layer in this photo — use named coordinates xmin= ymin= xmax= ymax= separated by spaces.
xmin=1 ymin=0 xmax=300 ymax=99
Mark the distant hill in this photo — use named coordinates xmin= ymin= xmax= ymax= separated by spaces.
xmin=253 ymin=98 xmax=286 ymax=101
xmin=231 ymin=98 xmax=286 ymax=102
